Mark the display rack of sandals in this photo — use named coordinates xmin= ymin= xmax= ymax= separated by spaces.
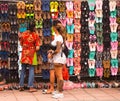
xmin=39 ymin=0 xmax=51 ymax=80
xmin=34 ymin=0 xmax=43 ymax=75
xmin=0 ymin=2 xmax=10 ymax=83
xmin=65 ymin=1 xmax=74 ymax=76
xmin=117 ymin=0 xmax=120 ymax=75
xmin=9 ymin=2 xmax=19 ymax=83
xmin=109 ymin=1 xmax=118 ymax=77
xmin=95 ymin=0 xmax=103 ymax=78
xmin=0 ymin=0 xmax=120 ymax=84
xmin=102 ymin=0 xmax=111 ymax=78
xmin=87 ymin=0 xmax=96 ymax=77
xmin=73 ymin=0 xmax=81 ymax=76
xmin=17 ymin=1 xmax=27 ymax=81
xmin=80 ymin=0 xmax=89 ymax=77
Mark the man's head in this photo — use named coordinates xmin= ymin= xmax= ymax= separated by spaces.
xmin=28 ymin=21 xmax=35 ymax=32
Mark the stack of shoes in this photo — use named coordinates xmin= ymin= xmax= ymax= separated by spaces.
xmin=80 ymin=1 xmax=89 ymax=77
xmin=34 ymin=0 xmax=43 ymax=75
xmin=87 ymin=0 xmax=96 ymax=77
xmin=95 ymin=0 xmax=104 ymax=78
xmin=117 ymin=1 xmax=120 ymax=75
xmin=102 ymin=0 xmax=110 ymax=78
xmin=39 ymin=0 xmax=52 ymax=73
xmin=0 ymin=2 xmax=11 ymax=83
xmin=109 ymin=0 xmax=119 ymax=76
xmin=73 ymin=0 xmax=81 ymax=76
xmin=65 ymin=1 xmax=75 ymax=76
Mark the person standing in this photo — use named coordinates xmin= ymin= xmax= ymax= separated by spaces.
xmin=46 ymin=20 xmax=67 ymax=99
xmin=19 ymin=22 xmax=40 ymax=92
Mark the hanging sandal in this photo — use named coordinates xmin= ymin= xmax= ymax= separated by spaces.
xmin=34 ymin=0 xmax=41 ymax=11
xmin=59 ymin=1 xmax=66 ymax=12
xmin=34 ymin=11 xmax=42 ymax=20
xmin=17 ymin=1 xmax=25 ymax=10
xmin=19 ymin=87 xmax=24 ymax=91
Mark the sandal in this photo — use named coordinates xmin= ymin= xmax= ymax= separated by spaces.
xmin=103 ymin=60 xmax=110 ymax=69
xmin=35 ymin=19 xmax=43 ymax=29
xmin=95 ymin=0 xmax=103 ymax=10
xmin=74 ymin=0 xmax=81 ymax=11
xmin=109 ymin=1 xmax=116 ymax=11
xmin=42 ymin=0 xmax=50 ymax=12
xmin=95 ymin=9 xmax=103 ymax=17
xmin=110 ymin=50 xmax=118 ymax=59
xmin=19 ymin=87 xmax=24 ymax=91
xmin=74 ymin=49 xmax=81 ymax=57
xmin=89 ymin=51 xmax=96 ymax=60
xmin=97 ymin=43 xmax=103 ymax=52
xmin=73 ymin=42 xmax=81 ymax=50
xmin=66 ymin=34 xmax=73 ymax=42
xmin=89 ymin=35 xmax=96 ymax=42
xmin=66 ymin=18 xmax=73 ymax=25
xmin=66 ymin=10 xmax=73 ymax=18
xmin=88 ymin=59 xmax=95 ymax=69
xmin=68 ymin=49 xmax=74 ymax=58
xmin=89 ymin=41 xmax=97 ymax=51
xmin=17 ymin=1 xmax=26 ymax=10
xmin=66 ymin=1 xmax=73 ymax=11
xmin=59 ymin=12 xmax=66 ymax=19
xmin=69 ymin=66 xmax=74 ymax=75
xmin=74 ymin=66 xmax=81 ymax=75
xmin=74 ymin=33 xmax=81 ymax=42
xmin=51 ymin=12 xmax=58 ymax=19
xmin=26 ymin=4 xmax=34 ymax=12
xmin=74 ymin=11 xmax=81 ymax=19
xmin=110 ymin=32 xmax=118 ymax=42
xmin=9 ymin=4 xmax=17 ymax=16
xmin=42 ymin=89 xmax=54 ymax=94
xmin=88 ymin=0 xmax=95 ymax=11
xmin=34 ymin=0 xmax=41 ymax=11
xmin=74 ymin=24 xmax=81 ymax=33
xmin=29 ymin=87 xmax=37 ymax=92
xmin=59 ymin=19 xmax=66 ymax=27
xmin=88 ymin=68 xmax=96 ymax=77
xmin=66 ymin=24 xmax=74 ymax=34
xmin=17 ymin=10 xmax=26 ymax=19
xmin=65 ymin=41 xmax=73 ymax=50
xmin=34 ymin=11 xmax=42 ymax=20
xmin=59 ymin=1 xmax=66 ymax=12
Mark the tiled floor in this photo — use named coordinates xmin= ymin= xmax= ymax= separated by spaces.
xmin=0 ymin=88 xmax=120 ymax=101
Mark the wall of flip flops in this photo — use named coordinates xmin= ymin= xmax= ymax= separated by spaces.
xmin=0 ymin=0 xmax=120 ymax=83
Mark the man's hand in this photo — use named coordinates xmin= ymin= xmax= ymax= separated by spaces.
xmin=36 ymin=46 xmax=40 ymax=51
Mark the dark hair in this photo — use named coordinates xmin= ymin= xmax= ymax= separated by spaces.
xmin=52 ymin=20 xmax=61 ymax=26
xmin=28 ymin=21 xmax=35 ymax=32
xmin=52 ymin=20 xmax=67 ymax=41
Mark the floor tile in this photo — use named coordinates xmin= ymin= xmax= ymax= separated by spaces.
xmin=0 ymin=88 xmax=119 ymax=101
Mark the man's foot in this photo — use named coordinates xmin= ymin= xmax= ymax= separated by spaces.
xmin=42 ymin=89 xmax=54 ymax=94
xmin=19 ymin=87 xmax=24 ymax=91
xmin=29 ymin=87 xmax=37 ymax=92
xmin=46 ymin=89 xmax=54 ymax=94
xmin=0 ymin=80 xmax=6 ymax=85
